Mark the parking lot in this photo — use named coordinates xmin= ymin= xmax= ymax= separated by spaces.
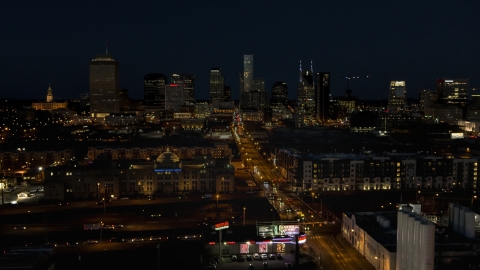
xmin=215 ymin=252 xmax=312 ymax=270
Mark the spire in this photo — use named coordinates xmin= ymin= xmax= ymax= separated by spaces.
xmin=299 ymin=60 xmax=303 ymax=83
xmin=310 ymin=60 xmax=313 ymax=74
xmin=106 ymin=40 xmax=109 ymax=54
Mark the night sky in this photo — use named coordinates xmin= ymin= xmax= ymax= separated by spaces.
xmin=1 ymin=1 xmax=479 ymax=101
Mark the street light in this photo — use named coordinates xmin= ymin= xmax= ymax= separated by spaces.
xmin=472 ymin=195 xmax=477 ymax=207
xmin=97 ymin=183 xmax=100 ymax=200
xmin=243 ymin=207 xmax=246 ymax=226
xmin=216 ymin=194 xmax=219 ymax=220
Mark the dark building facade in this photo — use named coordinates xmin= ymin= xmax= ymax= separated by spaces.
xmin=315 ymin=72 xmax=330 ymax=123
xmin=144 ymin=73 xmax=167 ymax=108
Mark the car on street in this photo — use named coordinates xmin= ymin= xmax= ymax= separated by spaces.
xmin=113 ymin=224 xmax=124 ymax=228
xmin=261 ymin=254 xmax=268 ymax=260
xmin=13 ymin=225 xmax=26 ymax=230
xmin=276 ymin=253 xmax=283 ymax=259
xmin=120 ymin=197 xmax=129 ymax=200
xmin=269 ymin=254 xmax=275 ymax=260
xmin=246 ymin=254 xmax=252 ymax=261
xmin=149 ymin=236 xmax=161 ymax=241
xmin=84 ymin=239 xmax=98 ymax=244
xmin=66 ymin=240 xmax=78 ymax=245
xmin=287 ymin=198 xmax=292 ymax=202
xmin=132 ymin=237 xmax=144 ymax=242
xmin=253 ymin=253 xmax=260 ymax=260
xmin=109 ymin=237 xmax=124 ymax=243
xmin=231 ymin=254 xmax=237 ymax=261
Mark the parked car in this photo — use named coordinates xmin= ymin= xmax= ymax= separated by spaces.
xmin=149 ymin=236 xmax=161 ymax=241
xmin=231 ymin=255 xmax=237 ymax=261
xmin=261 ymin=254 xmax=268 ymax=260
xmin=238 ymin=255 xmax=245 ymax=262
xmin=132 ymin=237 xmax=144 ymax=242
xmin=246 ymin=254 xmax=253 ymax=261
xmin=276 ymin=253 xmax=283 ymax=259
xmin=253 ymin=253 xmax=260 ymax=260
xmin=13 ymin=225 xmax=26 ymax=230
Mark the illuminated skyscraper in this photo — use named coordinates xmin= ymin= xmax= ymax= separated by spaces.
xmin=89 ymin=54 xmax=119 ymax=117
xmin=388 ymin=81 xmax=406 ymax=112
xmin=297 ymin=60 xmax=315 ymax=122
xmin=209 ymin=68 xmax=224 ymax=101
xmin=315 ymin=72 xmax=330 ymax=122
xmin=436 ymin=79 xmax=469 ymax=107
xmin=243 ymin=54 xmax=254 ymax=93
xmin=172 ymin=74 xmax=195 ymax=104
xmin=144 ymin=73 xmax=167 ymax=108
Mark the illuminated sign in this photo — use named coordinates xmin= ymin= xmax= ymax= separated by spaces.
xmin=278 ymin=225 xmax=300 ymax=235
xmin=215 ymin=221 xmax=229 ymax=230
xmin=208 ymin=242 xmax=216 ymax=245
xmin=170 ymin=84 xmax=178 ymax=86
xmin=297 ymin=234 xmax=306 ymax=244
xmin=272 ymin=237 xmax=293 ymax=243
xmin=226 ymin=241 xmax=235 ymax=245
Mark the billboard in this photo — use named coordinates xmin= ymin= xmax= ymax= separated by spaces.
xmin=257 ymin=224 xmax=300 ymax=236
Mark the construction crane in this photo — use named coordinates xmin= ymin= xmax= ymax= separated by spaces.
xmin=340 ymin=74 xmax=372 ymax=97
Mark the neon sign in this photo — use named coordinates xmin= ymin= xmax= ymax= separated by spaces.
xmin=215 ymin=221 xmax=229 ymax=230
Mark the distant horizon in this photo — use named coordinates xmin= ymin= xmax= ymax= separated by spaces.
xmin=1 ymin=1 xmax=479 ymax=101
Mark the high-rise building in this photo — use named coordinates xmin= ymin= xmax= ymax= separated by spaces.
xmin=253 ymin=78 xmax=265 ymax=93
xmin=419 ymin=89 xmax=437 ymax=111
xmin=172 ymin=74 xmax=195 ymax=104
xmin=388 ymin=81 xmax=406 ymax=112
xmin=241 ymin=91 xmax=269 ymax=110
xmin=315 ymin=72 xmax=330 ymax=122
xmin=144 ymin=73 xmax=167 ymax=108
xmin=436 ymin=79 xmax=469 ymax=107
xmin=164 ymin=83 xmax=184 ymax=111
xmin=243 ymin=54 xmax=254 ymax=93
xmin=297 ymin=60 xmax=315 ymax=122
xmin=209 ymin=68 xmax=224 ymax=101
xmin=223 ymin=86 xmax=231 ymax=101
xmin=89 ymin=54 xmax=119 ymax=117
xmin=270 ymin=81 xmax=288 ymax=108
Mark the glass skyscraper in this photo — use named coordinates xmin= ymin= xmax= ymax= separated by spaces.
xmin=144 ymin=73 xmax=167 ymax=108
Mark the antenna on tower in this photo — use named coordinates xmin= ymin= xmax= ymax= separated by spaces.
xmin=106 ymin=40 xmax=109 ymax=54
xmin=310 ymin=60 xmax=313 ymax=74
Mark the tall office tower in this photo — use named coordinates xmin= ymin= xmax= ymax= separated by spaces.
xmin=172 ymin=74 xmax=195 ymax=104
xmin=241 ymin=91 xmax=269 ymax=110
xmin=164 ymin=83 xmax=185 ymax=111
xmin=388 ymin=81 xmax=406 ymax=112
xmin=243 ymin=54 xmax=254 ymax=93
xmin=223 ymin=86 xmax=231 ymax=101
xmin=253 ymin=78 xmax=265 ymax=92
xmin=297 ymin=60 xmax=315 ymax=122
xmin=436 ymin=79 xmax=469 ymax=107
xmin=209 ymin=68 xmax=224 ymax=101
xmin=144 ymin=73 xmax=167 ymax=108
xmin=419 ymin=89 xmax=437 ymax=111
xmin=270 ymin=81 xmax=288 ymax=108
xmin=89 ymin=54 xmax=119 ymax=117
xmin=315 ymin=72 xmax=330 ymax=123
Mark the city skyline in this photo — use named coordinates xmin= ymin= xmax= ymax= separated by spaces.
xmin=1 ymin=1 xmax=479 ymax=101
